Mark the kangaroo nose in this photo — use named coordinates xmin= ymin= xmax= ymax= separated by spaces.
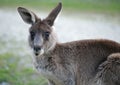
xmin=34 ymin=46 xmax=41 ymax=52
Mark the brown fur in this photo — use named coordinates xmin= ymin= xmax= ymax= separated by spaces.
xmin=18 ymin=3 xmax=120 ymax=85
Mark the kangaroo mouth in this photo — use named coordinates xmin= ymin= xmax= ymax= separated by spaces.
xmin=34 ymin=52 xmax=39 ymax=56
xmin=34 ymin=49 xmax=44 ymax=56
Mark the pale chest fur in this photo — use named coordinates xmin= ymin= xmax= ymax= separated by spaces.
xmin=33 ymin=55 xmax=65 ymax=85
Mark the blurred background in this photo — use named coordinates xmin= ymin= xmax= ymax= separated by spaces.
xmin=0 ymin=0 xmax=120 ymax=85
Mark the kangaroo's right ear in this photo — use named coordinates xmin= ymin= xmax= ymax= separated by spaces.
xmin=17 ymin=7 xmax=38 ymax=24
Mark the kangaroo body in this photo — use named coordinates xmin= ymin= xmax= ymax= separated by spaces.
xmin=34 ymin=40 xmax=120 ymax=85
xmin=18 ymin=3 xmax=120 ymax=85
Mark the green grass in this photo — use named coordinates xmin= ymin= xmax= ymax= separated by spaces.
xmin=0 ymin=52 xmax=48 ymax=85
xmin=0 ymin=0 xmax=120 ymax=12
xmin=0 ymin=41 xmax=47 ymax=85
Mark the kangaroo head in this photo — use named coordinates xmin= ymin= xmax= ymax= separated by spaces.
xmin=17 ymin=3 xmax=62 ymax=56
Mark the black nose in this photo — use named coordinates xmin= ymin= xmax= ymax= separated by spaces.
xmin=34 ymin=46 xmax=41 ymax=52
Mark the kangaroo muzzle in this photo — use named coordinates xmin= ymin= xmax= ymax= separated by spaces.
xmin=33 ymin=45 xmax=44 ymax=56
xmin=34 ymin=46 xmax=44 ymax=56
xmin=33 ymin=34 xmax=44 ymax=56
xmin=34 ymin=46 xmax=41 ymax=52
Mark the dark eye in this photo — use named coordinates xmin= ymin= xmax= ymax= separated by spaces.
xmin=44 ymin=32 xmax=50 ymax=39
xmin=30 ymin=31 xmax=35 ymax=40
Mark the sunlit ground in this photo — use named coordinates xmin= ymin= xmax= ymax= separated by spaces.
xmin=0 ymin=1 xmax=120 ymax=85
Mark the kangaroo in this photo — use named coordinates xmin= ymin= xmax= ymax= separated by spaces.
xmin=17 ymin=3 xmax=120 ymax=85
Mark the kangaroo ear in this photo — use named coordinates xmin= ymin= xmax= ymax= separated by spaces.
xmin=45 ymin=2 xmax=62 ymax=26
xmin=17 ymin=7 xmax=38 ymax=24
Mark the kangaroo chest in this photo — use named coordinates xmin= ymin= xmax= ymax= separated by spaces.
xmin=34 ymin=55 xmax=65 ymax=85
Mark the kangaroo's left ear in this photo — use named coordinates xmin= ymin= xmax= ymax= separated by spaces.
xmin=44 ymin=2 xmax=62 ymax=26
xmin=17 ymin=7 xmax=38 ymax=24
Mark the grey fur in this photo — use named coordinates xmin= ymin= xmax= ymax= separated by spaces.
xmin=18 ymin=2 xmax=120 ymax=85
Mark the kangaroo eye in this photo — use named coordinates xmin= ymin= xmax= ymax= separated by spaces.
xmin=30 ymin=31 xmax=35 ymax=36
xmin=44 ymin=32 xmax=50 ymax=38
xmin=30 ymin=31 xmax=35 ymax=40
